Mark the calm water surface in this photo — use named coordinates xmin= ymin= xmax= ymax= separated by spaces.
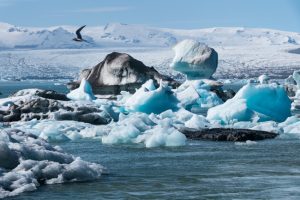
xmin=9 ymin=139 xmax=300 ymax=200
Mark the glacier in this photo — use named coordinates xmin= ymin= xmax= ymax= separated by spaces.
xmin=1 ymin=22 xmax=300 ymax=80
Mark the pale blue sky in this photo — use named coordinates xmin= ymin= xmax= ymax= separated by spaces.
xmin=1 ymin=0 xmax=300 ymax=32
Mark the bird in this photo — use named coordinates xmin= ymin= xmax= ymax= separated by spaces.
xmin=73 ymin=25 xmax=87 ymax=42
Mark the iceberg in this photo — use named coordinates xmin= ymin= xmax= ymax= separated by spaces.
xmin=293 ymin=70 xmax=300 ymax=87
xmin=170 ymin=39 xmax=218 ymax=79
xmin=11 ymin=119 xmax=107 ymax=142
xmin=67 ymin=79 xmax=96 ymax=101
xmin=125 ymin=79 xmax=179 ymax=114
xmin=0 ymin=129 xmax=104 ymax=198
xmin=102 ymin=112 xmax=186 ymax=148
xmin=176 ymin=80 xmax=222 ymax=111
xmin=207 ymin=82 xmax=291 ymax=124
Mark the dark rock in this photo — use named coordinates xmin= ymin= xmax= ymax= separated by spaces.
xmin=0 ymin=98 xmax=66 ymax=122
xmin=19 ymin=98 xmax=61 ymax=114
xmin=179 ymin=127 xmax=278 ymax=141
xmin=35 ymin=90 xmax=69 ymax=101
xmin=0 ymin=142 xmax=19 ymax=169
xmin=211 ymin=88 xmax=236 ymax=102
xmin=68 ymin=52 xmax=180 ymax=95
xmin=3 ymin=113 xmax=21 ymax=122
xmin=77 ymin=113 xmax=111 ymax=125
xmin=10 ymin=89 xmax=69 ymax=101
xmin=55 ymin=112 xmax=111 ymax=125
xmin=284 ymin=84 xmax=297 ymax=97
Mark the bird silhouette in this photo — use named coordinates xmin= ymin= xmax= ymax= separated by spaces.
xmin=73 ymin=25 xmax=87 ymax=42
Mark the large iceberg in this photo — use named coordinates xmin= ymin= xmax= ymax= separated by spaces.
xmin=67 ymin=79 xmax=96 ymax=101
xmin=0 ymin=129 xmax=104 ymax=198
xmin=207 ymin=82 xmax=291 ymax=124
xmin=170 ymin=39 xmax=218 ymax=79
xmin=124 ymin=79 xmax=179 ymax=114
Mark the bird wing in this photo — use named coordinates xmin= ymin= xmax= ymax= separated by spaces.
xmin=75 ymin=25 xmax=86 ymax=39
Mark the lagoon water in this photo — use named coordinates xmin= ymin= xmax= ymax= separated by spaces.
xmin=2 ymin=81 xmax=300 ymax=199
xmin=11 ymin=139 xmax=300 ymax=200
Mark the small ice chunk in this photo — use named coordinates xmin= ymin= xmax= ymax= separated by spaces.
xmin=293 ymin=70 xmax=300 ymax=87
xmin=258 ymin=74 xmax=269 ymax=84
xmin=235 ymin=140 xmax=257 ymax=146
xmin=67 ymin=79 xmax=96 ymax=101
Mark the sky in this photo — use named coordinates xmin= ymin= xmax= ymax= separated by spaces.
xmin=1 ymin=0 xmax=300 ymax=32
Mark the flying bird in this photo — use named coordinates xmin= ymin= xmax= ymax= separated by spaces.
xmin=73 ymin=25 xmax=87 ymax=42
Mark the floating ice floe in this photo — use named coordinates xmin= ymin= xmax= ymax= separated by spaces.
xmin=102 ymin=112 xmax=187 ymax=148
xmin=124 ymin=79 xmax=179 ymax=114
xmin=207 ymin=82 xmax=291 ymax=124
xmin=170 ymin=39 xmax=218 ymax=79
xmin=235 ymin=140 xmax=257 ymax=146
xmin=67 ymin=79 xmax=96 ymax=101
xmin=0 ymin=129 xmax=104 ymax=198
xmin=11 ymin=119 xmax=107 ymax=142
xmin=176 ymin=80 xmax=222 ymax=110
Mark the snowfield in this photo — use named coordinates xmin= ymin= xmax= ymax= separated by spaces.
xmin=0 ymin=22 xmax=300 ymax=80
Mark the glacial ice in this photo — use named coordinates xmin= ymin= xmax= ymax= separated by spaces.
xmin=176 ymin=80 xmax=222 ymax=110
xmin=0 ymin=129 xmax=104 ymax=198
xmin=125 ymin=80 xmax=179 ymax=114
xmin=293 ymin=70 xmax=300 ymax=87
xmin=11 ymin=119 xmax=106 ymax=142
xmin=102 ymin=112 xmax=186 ymax=148
xmin=67 ymin=79 xmax=96 ymax=101
xmin=207 ymin=82 xmax=291 ymax=124
xmin=170 ymin=39 xmax=218 ymax=79
xmin=258 ymin=74 xmax=269 ymax=84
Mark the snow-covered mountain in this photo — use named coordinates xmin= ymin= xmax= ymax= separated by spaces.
xmin=1 ymin=22 xmax=300 ymax=49
xmin=1 ymin=22 xmax=300 ymax=80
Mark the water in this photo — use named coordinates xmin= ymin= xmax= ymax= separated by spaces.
xmin=10 ymin=139 xmax=300 ymax=199
xmin=3 ymin=80 xmax=300 ymax=199
xmin=0 ymin=80 xmax=69 ymax=98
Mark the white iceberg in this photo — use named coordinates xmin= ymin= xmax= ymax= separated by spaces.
xmin=0 ymin=129 xmax=104 ymax=198
xmin=176 ymin=80 xmax=222 ymax=111
xmin=11 ymin=119 xmax=107 ymax=142
xmin=170 ymin=39 xmax=218 ymax=79
xmin=101 ymin=112 xmax=186 ymax=148
xmin=293 ymin=70 xmax=300 ymax=87
xmin=207 ymin=82 xmax=291 ymax=124
xmin=67 ymin=79 xmax=96 ymax=101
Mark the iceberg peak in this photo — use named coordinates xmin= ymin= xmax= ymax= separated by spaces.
xmin=67 ymin=79 xmax=96 ymax=101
